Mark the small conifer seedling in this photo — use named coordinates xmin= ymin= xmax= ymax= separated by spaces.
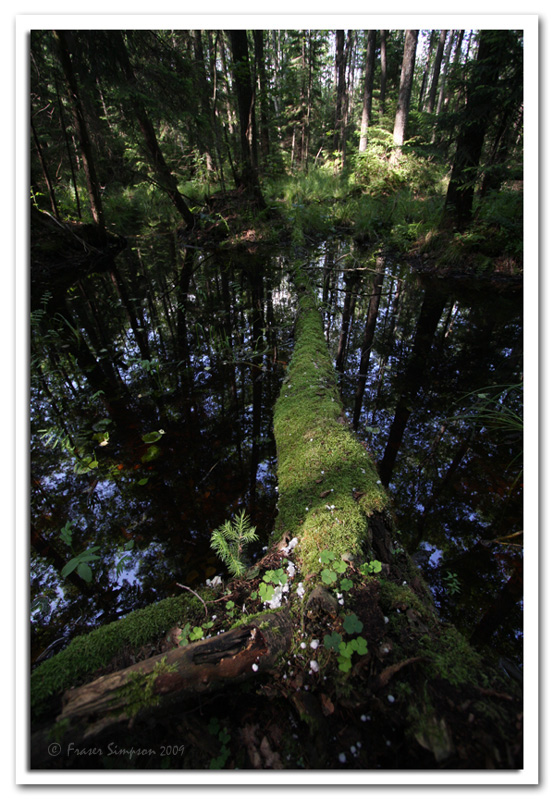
xmin=210 ymin=510 xmax=258 ymax=578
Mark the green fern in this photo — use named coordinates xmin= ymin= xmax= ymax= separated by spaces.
xmin=210 ymin=510 xmax=258 ymax=578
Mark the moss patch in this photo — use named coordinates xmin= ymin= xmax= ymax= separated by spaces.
xmin=272 ymin=276 xmax=389 ymax=577
xmin=31 ymin=591 xmax=207 ymax=717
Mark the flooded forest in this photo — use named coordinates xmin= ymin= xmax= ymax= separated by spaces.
xmin=30 ymin=28 xmax=525 ymax=771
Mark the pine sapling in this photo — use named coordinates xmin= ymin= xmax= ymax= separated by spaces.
xmin=210 ymin=510 xmax=258 ymax=578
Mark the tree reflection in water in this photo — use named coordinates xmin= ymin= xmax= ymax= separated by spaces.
xmin=31 ymin=237 xmax=523 ymax=668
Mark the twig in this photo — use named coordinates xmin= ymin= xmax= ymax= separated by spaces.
xmin=176 ymin=583 xmax=208 ymax=617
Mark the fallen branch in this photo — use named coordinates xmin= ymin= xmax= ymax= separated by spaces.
xmin=31 ymin=609 xmax=292 ymax=767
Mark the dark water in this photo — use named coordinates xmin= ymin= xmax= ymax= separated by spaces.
xmin=30 ymin=235 xmax=523 ymax=666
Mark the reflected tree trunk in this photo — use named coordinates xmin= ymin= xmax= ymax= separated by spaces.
xmin=379 ymin=288 xmax=446 ymax=487
xmin=335 ymin=268 xmax=361 ymax=379
xmin=352 ymin=256 xmax=386 ymax=430
xmin=470 ymin=558 xmax=523 ymax=647
xmin=247 ymin=265 xmax=266 ymax=508
xmin=414 ymin=431 xmax=473 ymax=547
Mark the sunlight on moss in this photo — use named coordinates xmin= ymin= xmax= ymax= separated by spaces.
xmin=273 ymin=275 xmax=389 ymax=576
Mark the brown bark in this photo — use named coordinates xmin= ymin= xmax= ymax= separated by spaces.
xmin=31 ymin=610 xmax=292 ymax=766
xmin=392 ymin=30 xmax=419 ymax=156
xmin=53 ymin=30 xmax=105 ymax=229
xmin=359 ymin=30 xmax=376 ymax=152
xmin=424 ymin=29 xmax=447 ymax=114
xmin=108 ymin=31 xmax=195 ymax=229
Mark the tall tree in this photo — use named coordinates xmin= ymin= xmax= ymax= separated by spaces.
xmin=424 ymin=29 xmax=447 ymax=114
xmin=379 ymin=30 xmax=387 ymax=118
xmin=227 ymin=30 xmax=265 ymax=206
xmin=442 ymin=30 xmax=514 ymax=230
xmin=391 ymin=30 xmax=419 ymax=160
xmin=252 ymin=30 xmax=270 ymax=166
xmin=107 ymin=31 xmax=195 ymax=229
xmin=359 ymin=30 xmax=377 ymax=152
xmin=53 ymin=30 xmax=105 ymax=228
xmin=332 ymin=30 xmax=347 ymax=167
xmin=418 ymin=30 xmax=436 ymax=111
xmin=435 ymin=30 xmax=456 ymax=117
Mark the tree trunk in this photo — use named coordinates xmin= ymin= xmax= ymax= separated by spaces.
xmin=55 ymin=78 xmax=82 ymax=219
xmin=31 ymin=117 xmax=59 ymax=218
xmin=108 ymin=31 xmax=195 ymax=229
xmin=418 ymin=30 xmax=436 ymax=111
xmin=391 ymin=30 xmax=419 ymax=159
xmin=379 ymin=30 xmax=387 ymax=118
xmin=435 ymin=31 xmax=455 ymax=117
xmin=193 ymin=30 xmax=216 ymax=176
xmin=253 ymin=30 xmax=270 ymax=166
xmin=227 ymin=30 xmax=265 ymax=207
xmin=424 ymin=29 xmax=447 ymax=114
xmin=352 ymin=256 xmax=386 ymax=430
xmin=333 ymin=30 xmax=346 ymax=162
xmin=442 ymin=30 xmax=507 ymax=230
xmin=359 ymin=30 xmax=376 ymax=153
xmin=53 ymin=30 xmax=105 ymax=229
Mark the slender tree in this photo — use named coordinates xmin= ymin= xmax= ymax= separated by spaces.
xmin=424 ymin=29 xmax=447 ymax=114
xmin=418 ymin=30 xmax=436 ymax=111
xmin=107 ymin=31 xmax=195 ymax=229
xmin=391 ymin=30 xmax=419 ymax=161
xmin=359 ymin=30 xmax=376 ymax=153
xmin=379 ymin=30 xmax=387 ymax=118
xmin=227 ymin=30 xmax=265 ymax=206
xmin=253 ymin=30 xmax=270 ymax=166
xmin=53 ymin=30 xmax=105 ymax=228
xmin=442 ymin=30 xmax=513 ymax=230
xmin=332 ymin=30 xmax=347 ymax=168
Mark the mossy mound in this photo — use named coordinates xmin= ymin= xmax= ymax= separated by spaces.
xmin=272 ymin=274 xmax=389 ymax=576
xmin=31 ymin=591 xmax=207 ymax=719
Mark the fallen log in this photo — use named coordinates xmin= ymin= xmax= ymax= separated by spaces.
xmin=31 ymin=610 xmax=292 ymax=767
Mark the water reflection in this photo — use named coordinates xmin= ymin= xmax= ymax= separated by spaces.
xmin=31 ymin=235 xmax=523 ymax=666
xmin=31 ymin=238 xmax=295 ymax=661
xmin=316 ymin=243 xmax=523 ymax=662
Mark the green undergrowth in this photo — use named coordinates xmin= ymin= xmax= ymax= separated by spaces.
xmin=31 ymin=591 xmax=208 ymax=718
xmin=272 ymin=273 xmax=389 ymax=575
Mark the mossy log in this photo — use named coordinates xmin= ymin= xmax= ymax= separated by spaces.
xmin=30 ymin=271 xmax=523 ymax=771
xmin=31 ymin=611 xmax=292 ymax=767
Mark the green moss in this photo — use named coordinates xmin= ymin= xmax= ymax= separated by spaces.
xmin=114 ymin=657 xmax=178 ymax=717
xmin=31 ymin=591 xmax=208 ymax=717
xmin=272 ymin=278 xmax=389 ymax=578
xmin=422 ymin=624 xmax=483 ymax=687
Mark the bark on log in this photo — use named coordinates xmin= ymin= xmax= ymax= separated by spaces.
xmin=31 ymin=610 xmax=292 ymax=767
